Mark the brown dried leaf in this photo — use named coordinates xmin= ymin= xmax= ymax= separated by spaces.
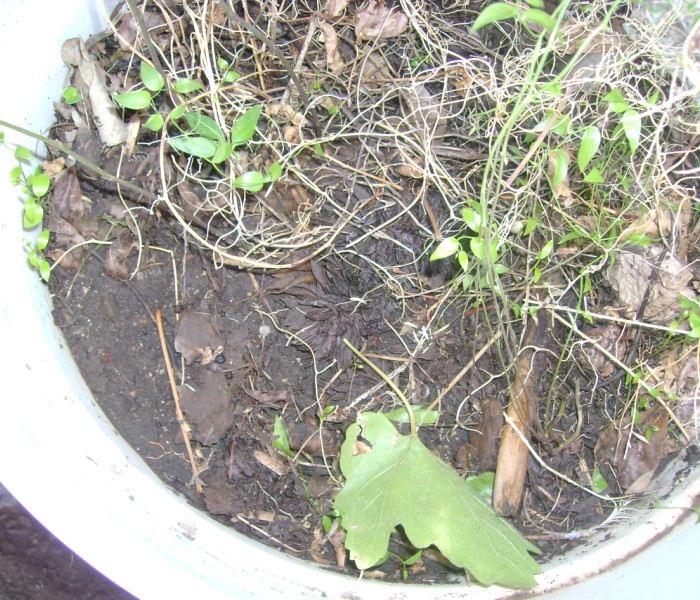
xmin=607 ymin=245 xmax=696 ymax=324
xmin=355 ymin=1 xmax=409 ymax=40
xmin=253 ymin=450 xmax=288 ymax=476
xmin=401 ymin=83 xmax=447 ymax=137
xmin=594 ymin=408 xmax=670 ymax=494
xmin=104 ymin=229 xmax=137 ymax=280
xmin=179 ymin=369 xmax=233 ymax=445
xmin=61 ymin=38 xmax=128 ymax=146
xmin=575 ymin=325 xmax=627 ymax=378
xmin=323 ymin=0 xmax=348 ymax=18
xmin=318 ymin=22 xmax=346 ymax=75
xmin=174 ymin=311 xmax=224 ymax=365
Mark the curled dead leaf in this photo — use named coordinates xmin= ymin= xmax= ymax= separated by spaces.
xmin=607 ymin=245 xmax=696 ymax=324
xmin=401 ymin=83 xmax=447 ymax=137
xmin=355 ymin=1 xmax=409 ymax=41
xmin=104 ymin=229 xmax=137 ymax=280
xmin=174 ymin=311 xmax=224 ymax=365
xmin=594 ymin=408 xmax=671 ymax=494
xmin=318 ymin=21 xmax=346 ymax=75
xmin=61 ymin=38 xmax=128 ymax=146
xmin=323 ymin=0 xmax=348 ymax=18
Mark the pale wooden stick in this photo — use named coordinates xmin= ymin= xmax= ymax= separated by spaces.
xmin=155 ymin=308 xmax=202 ymax=494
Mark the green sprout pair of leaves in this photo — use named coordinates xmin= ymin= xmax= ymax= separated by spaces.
xmin=333 ymin=411 xmax=541 ymax=588
xmin=430 ymin=204 xmax=503 ymax=285
xmin=472 ymin=0 xmax=556 ymax=35
xmin=670 ymin=294 xmax=700 ymax=339
xmin=3 ymin=135 xmax=52 ymax=281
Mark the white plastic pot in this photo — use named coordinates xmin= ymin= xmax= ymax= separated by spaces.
xmin=0 ymin=2 xmax=698 ymax=598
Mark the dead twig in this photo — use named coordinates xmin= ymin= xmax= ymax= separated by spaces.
xmin=154 ymin=307 xmax=203 ymax=493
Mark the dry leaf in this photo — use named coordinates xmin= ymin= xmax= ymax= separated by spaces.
xmin=43 ymin=158 xmax=66 ymax=177
xmin=594 ymin=408 xmax=670 ymax=494
xmin=318 ymin=21 xmax=345 ymax=75
xmin=401 ymin=83 xmax=447 ymax=136
xmin=355 ymin=1 xmax=409 ymax=41
xmin=104 ymin=229 xmax=137 ymax=280
xmin=179 ymin=369 xmax=233 ymax=445
xmin=253 ymin=450 xmax=288 ymax=476
xmin=607 ymin=245 xmax=696 ymax=324
xmin=61 ymin=38 xmax=128 ymax=146
xmin=575 ymin=324 xmax=627 ymax=378
xmin=323 ymin=0 xmax=348 ymax=18
xmin=174 ymin=311 xmax=224 ymax=365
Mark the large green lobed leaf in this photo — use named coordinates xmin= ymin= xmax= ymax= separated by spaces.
xmin=334 ymin=412 xmax=541 ymax=589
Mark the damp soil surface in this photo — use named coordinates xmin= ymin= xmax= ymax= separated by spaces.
xmin=40 ymin=0 xmax=698 ymax=585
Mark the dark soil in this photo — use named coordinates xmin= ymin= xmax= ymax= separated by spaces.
xmin=47 ymin=171 xmax=618 ymax=582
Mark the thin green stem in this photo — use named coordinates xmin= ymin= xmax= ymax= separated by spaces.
xmin=0 ymin=119 xmax=155 ymax=201
xmin=343 ymin=339 xmax=417 ymax=436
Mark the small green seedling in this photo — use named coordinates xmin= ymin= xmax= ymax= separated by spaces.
xmin=2 ymin=133 xmax=52 ymax=281
xmin=388 ymin=549 xmax=423 ymax=580
xmin=471 ymin=0 xmax=556 ymax=35
xmin=670 ymin=294 xmax=700 ymax=339
xmin=272 ymin=415 xmax=293 ymax=457
xmin=63 ymin=86 xmax=83 ymax=105
xmin=333 ymin=341 xmax=541 ymax=589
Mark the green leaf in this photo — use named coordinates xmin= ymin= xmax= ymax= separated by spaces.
xmin=184 ymin=111 xmax=225 ymax=140
xmin=523 ymin=217 xmax=538 ymax=236
xmin=23 ymin=199 xmax=43 ymax=229
xmin=211 ymin=140 xmax=233 ymax=164
xmin=9 ymin=165 xmax=23 ymax=185
xmin=522 ymin=8 xmax=555 ymax=30
xmin=524 ymin=0 xmax=545 ymax=7
xmin=535 ymin=239 xmax=554 ymax=260
xmin=621 ymin=110 xmax=641 ymax=155
xmin=264 ymin=162 xmax=283 ymax=183
xmin=175 ymin=78 xmax=203 ymax=94
xmin=592 ymin=466 xmax=609 ymax=493
xmin=385 ymin=405 xmax=438 ymax=425
xmin=230 ymin=105 xmax=262 ymax=148
xmin=140 ymin=61 xmax=164 ymax=93
xmin=28 ymin=173 xmax=50 ymax=197
xmin=234 ymin=170 xmax=266 ymax=192
xmin=14 ymin=146 xmax=33 ymax=161
xmin=603 ymin=89 xmax=628 ymax=113
xmin=471 ymin=2 xmax=520 ymax=32
xmin=334 ymin=413 xmax=540 ymax=588
xmin=170 ymin=104 xmax=187 ymax=120
xmin=38 ymin=260 xmax=51 ymax=282
xmin=143 ymin=113 xmax=165 ymax=131
xmin=461 ymin=207 xmax=481 ymax=232
xmin=36 ymin=229 xmax=50 ymax=250
xmin=470 ymin=237 xmax=486 ymax=260
xmin=583 ymin=167 xmax=604 ymax=183
xmin=113 ymin=90 xmax=152 ymax=110
xmin=532 ymin=265 xmax=542 ymax=283
xmin=272 ymin=415 xmax=293 ymax=457
xmin=457 ymin=250 xmax=469 ymax=272
xmin=464 ymin=471 xmax=496 ymax=502
xmin=430 ymin=237 xmax=460 ymax=261
xmin=222 ymin=70 xmax=241 ymax=84
xmin=63 ymin=86 xmax=82 ymax=105
xmin=577 ymin=125 xmax=601 ymax=172
xmin=169 ymin=136 xmax=217 ymax=159
xmin=550 ymin=149 xmax=568 ymax=186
